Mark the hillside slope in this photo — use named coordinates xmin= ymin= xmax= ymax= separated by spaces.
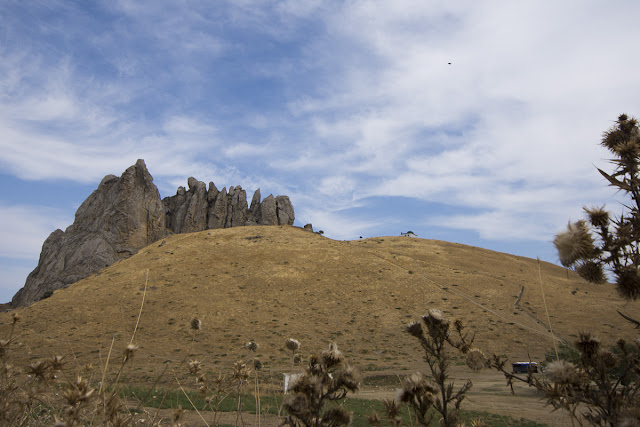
xmin=2 ymin=226 xmax=638 ymax=382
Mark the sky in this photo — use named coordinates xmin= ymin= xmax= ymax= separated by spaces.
xmin=1 ymin=1 xmax=640 ymax=303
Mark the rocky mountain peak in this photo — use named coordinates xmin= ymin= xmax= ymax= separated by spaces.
xmin=11 ymin=160 xmax=295 ymax=307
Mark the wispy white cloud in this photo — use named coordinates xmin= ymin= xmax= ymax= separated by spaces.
xmin=0 ymin=204 xmax=72 ymax=260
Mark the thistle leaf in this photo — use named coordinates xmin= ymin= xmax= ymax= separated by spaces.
xmin=597 ymin=168 xmax=633 ymax=191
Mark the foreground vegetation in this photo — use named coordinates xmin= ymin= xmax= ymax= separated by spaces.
xmin=118 ymin=386 xmax=544 ymax=427
xmin=0 ymin=308 xmax=544 ymax=426
xmin=2 ymin=115 xmax=640 ymax=426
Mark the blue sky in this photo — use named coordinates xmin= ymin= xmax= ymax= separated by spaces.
xmin=1 ymin=0 xmax=639 ymax=302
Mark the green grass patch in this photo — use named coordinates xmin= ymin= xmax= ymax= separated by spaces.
xmin=120 ymin=386 xmax=544 ymax=426
xmin=345 ymin=399 xmax=545 ymax=427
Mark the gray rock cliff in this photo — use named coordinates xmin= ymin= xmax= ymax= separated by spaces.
xmin=11 ymin=160 xmax=295 ymax=307
xmin=163 ymin=179 xmax=294 ymax=232
xmin=12 ymin=160 xmax=166 ymax=307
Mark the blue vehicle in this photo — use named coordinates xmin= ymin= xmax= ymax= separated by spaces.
xmin=512 ymin=362 xmax=538 ymax=374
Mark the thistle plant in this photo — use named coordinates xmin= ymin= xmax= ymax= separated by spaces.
xmin=544 ymin=114 xmax=640 ymax=425
xmin=281 ymin=342 xmax=360 ymax=427
xmin=0 ymin=313 xmax=64 ymax=425
xmin=0 ymin=313 xmax=139 ymax=426
xmin=401 ymin=309 xmax=480 ymax=427
xmin=554 ymin=114 xmax=640 ymax=300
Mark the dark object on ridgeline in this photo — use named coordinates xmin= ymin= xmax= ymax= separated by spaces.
xmin=11 ymin=160 xmax=294 ymax=307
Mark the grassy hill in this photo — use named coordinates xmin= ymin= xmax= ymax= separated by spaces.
xmin=2 ymin=225 xmax=638 ymax=385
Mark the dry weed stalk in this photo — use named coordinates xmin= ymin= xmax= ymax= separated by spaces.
xmin=0 ymin=311 xmax=142 ymax=426
xmin=0 ymin=269 xmax=175 ymax=426
xmin=0 ymin=312 xmax=65 ymax=425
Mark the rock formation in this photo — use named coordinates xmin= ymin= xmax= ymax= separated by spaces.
xmin=11 ymin=160 xmax=295 ymax=307
xmin=162 ymin=179 xmax=295 ymax=233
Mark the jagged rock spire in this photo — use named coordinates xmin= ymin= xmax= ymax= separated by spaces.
xmin=11 ymin=160 xmax=295 ymax=307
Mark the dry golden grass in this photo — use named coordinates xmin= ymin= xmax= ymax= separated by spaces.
xmin=2 ymin=225 xmax=638 ymax=385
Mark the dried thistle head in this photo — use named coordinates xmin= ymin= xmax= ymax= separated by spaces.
xmin=382 ymin=398 xmax=402 ymax=419
xmin=63 ymin=376 xmax=95 ymax=407
xmin=246 ymin=340 xmax=259 ymax=352
xmin=12 ymin=312 xmax=20 ymax=324
xmin=576 ymin=261 xmax=606 ymax=284
xmin=51 ymin=355 xmax=65 ymax=371
xmin=584 ymin=206 xmax=610 ymax=228
xmin=232 ymin=361 xmax=251 ymax=383
xmin=323 ymin=407 xmax=352 ymax=425
xmin=188 ymin=360 xmax=202 ymax=375
xmin=293 ymin=353 xmax=302 ymax=364
xmin=546 ymin=360 xmax=578 ymax=385
xmin=124 ymin=343 xmax=138 ymax=362
xmin=190 ymin=317 xmax=202 ymax=330
xmin=576 ymin=332 xmax=600 ymax=359
xmin=425 ymin=308 xmax=445 ymax=323
xmin=465 ymin=348 xmax=487 ymax=372
xmin=282 ymin=393 xmax=309 ymax=417
xmin=615 ymin=137 xmax=640 ymax=159
xmin=321 ymin=342 xmax=344 ymax=368
xmin=422 ymin=308 xmax=449 ymax=336
xmin=27 ymin=360 xmax=50 ymax=381
xmin=397 ymin=371 xmax=438 ymax=403
xmin=285 ymin=338 xmax=300 ymax=352
xmin=616 ymin=267 xmax=640 ymax=300
xmin=602 ymin=114 xmax=640 ymax=153
xmin=336 ymin=363 xmax=360 ymax=392
xmin=406 ymin=321 xmax=423 ymax=338
xmin=553 ymin=220 xmax=596 ymax=267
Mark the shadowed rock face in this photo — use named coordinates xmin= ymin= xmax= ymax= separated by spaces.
xmin=11 ymin=160 xmax=295 ymax=307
